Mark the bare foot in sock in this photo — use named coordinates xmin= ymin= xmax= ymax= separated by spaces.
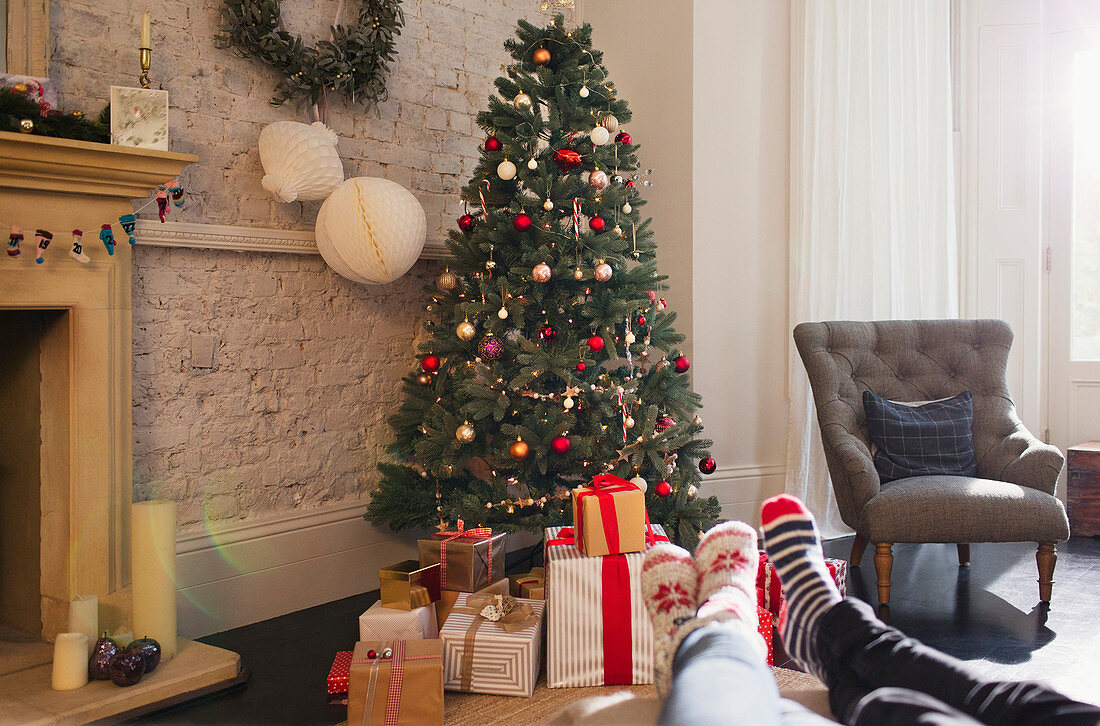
xmin=642 ymin=543 xmax=698 ymax=697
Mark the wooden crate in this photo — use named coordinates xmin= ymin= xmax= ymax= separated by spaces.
xmin=1067 ymin=442 xmax=1100 ymax=537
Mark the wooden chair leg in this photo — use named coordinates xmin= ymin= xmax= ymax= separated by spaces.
xmin=874 ymin=543 xmax=893 ymax=606
xmin=850 ymin=533 xmax=868 ymax=567
xmin=957 ymin=543 xmax=970 ymax=567
xmin=1036 ymin=542 xmax=1057 ymax=603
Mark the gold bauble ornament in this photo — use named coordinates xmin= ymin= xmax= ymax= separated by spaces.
xmin=456 ymin=422 xmax=476 ymax=443
xmin=18 ymin=119 xmax=34 ymax=133
xmin=594 ymin=262 xmax=613 ymax=282
xmin=601 ymin=115 xmax=619 ymax=134
xmin=437 ymin=269 xmax=457 ymax=290
xmin=510 ymin=439 xmax=530 ymax=460
xmin=457 ymin=321 xmax=476 ymax=341
xmin=532 ymin=262 xmax=552 ymax=283
xmin=533 ymin=48 xmax=551 ymax=66
xmin=692 ymin=415 xmax=703 ymax=426
xmin=573 ymin=267 xmax=585 ymax=280
xmin=513 ymin=93 xmax=533 ymax=111
xmin=12 ymin=83 xmax=28 ymax=93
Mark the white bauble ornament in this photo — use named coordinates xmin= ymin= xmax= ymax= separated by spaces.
xmin=579 ymin=85 xmax=590 ymax=98
xmin=497 ymin=307 xmax=509 ymax=319
xmin=625 ymin=416 xmax=635 ymax=428
xmin=528 ymin=158 xmax=539 ymax=170
xmin=259 ymin=121 xmax=344 ymax=202
xmin=622 ymin=202 xmax=632 ymax=214
xmin=629 ymin=476 xmax=648 ymax=493
xmin=601 ymin=115 xmax=619 ymax=134
xmin=315 ymin=177 xmax=426 ymax=284
xmin=514 ymin=92 xmax=533 ymax=111
xmin=563 ymin=396 xmax=575 ymax=410
xmin=594 ymin=262 xmax=613 ymax=281
xmin=497 ymin=160 xmax=517 ymax=180
xmin=543 ymin=198 xmax=554 ymax=211
xmin=588 ymin=170 xmax=609 ymax=190
xmin=625 ymin=331 xmax=636 ymax=344
xmin=589 ymin=126 xmax=610 ymax=146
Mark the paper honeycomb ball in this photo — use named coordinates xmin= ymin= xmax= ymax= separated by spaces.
xmin=315 ymin=177 xmax=426 ymax=284
xmin=259 ymin=122 xmax=344 ymax=202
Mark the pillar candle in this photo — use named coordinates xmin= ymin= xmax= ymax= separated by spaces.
xmin=67 ymin=594 xmax=98 ymax=656
xmin=132 ymin=500 xmax=178 ymax=660
xmin=111 ymin=628 xmax=134 ymax=647
xmin=51 ymin=633 xmax=89 ymax=690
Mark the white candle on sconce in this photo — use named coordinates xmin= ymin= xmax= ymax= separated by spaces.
xmin=132 ymin=500 xmax=178 ymax=660
xmin=68 ymin=594 xmax=98 ymax=656
xmin=51 ymin=633 xmax=89 ymax=690
xmin=140 ymin=12 xmax=151 ymax=48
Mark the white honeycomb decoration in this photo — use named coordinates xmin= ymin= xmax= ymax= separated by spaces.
xmin=259 ymin=121 xmax=344 ymax=202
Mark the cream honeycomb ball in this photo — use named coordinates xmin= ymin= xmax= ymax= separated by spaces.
xmin=315 ymin=177 xmax=426 ymax=284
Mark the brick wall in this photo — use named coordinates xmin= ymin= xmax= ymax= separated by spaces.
xmin=49 ymin=0 xmax=536 ymax=531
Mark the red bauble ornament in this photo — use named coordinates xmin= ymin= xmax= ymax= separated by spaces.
xmin=655 ymin=416 xmax=675 ymax=433
xmin=554 ymin=149 xmax=583 ymax=172
xmin=576 ymin=361 xmax=586 ymax=372
xmin=673 ymin=355 xmax=691 ymax=373
xmin=587 ymin=335 xmax=605 ymax=352
xmin=485 ymin=135 xmax=502 ymax=152
xmin=589 ymin=216 xmax=606 ymax=232
xmin=626 ymin=180 xmax=636 ymax=188
xmin=635 ymin=314 xmax=647 ymax=326
xmin=616 ymin=131 xmax=632 ymax=145
xmin=540 ymin=324 xmax=557 ymax=342
xmin=420 ymin=354 xmax=441 ymax=373
xmin=646 ymin=290 xmax=657 ymax=302
xmin=655 ymin=481 xmax=672 ymax=497
xmin=699 ymin=457 xmax=717 ymax=474
xmin=458 ymin=214 xmax=475 ymax=233
xmin=550 ymin=435 xmax=571 ymax=455
xmin=513 ymin=213 xmax=533 ymax=232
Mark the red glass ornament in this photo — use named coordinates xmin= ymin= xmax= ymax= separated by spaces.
xmin=646 ymin=290 xmax=657 ymax=302
xmin=554 ymin=149 xmax=583 ymax=172
xmin=485 ymin=135 xmax=502 ymax=152
xmin=589 ymin=216 xmax=606 ymax=232
xmin=655 ymin=481 xmax=672 ymax=497
xmin=420 ymin=354 xmax=441 ymax=372
xmin=540 ymin=324 xmax=557 ymax=342
xmin=550 ymin=435 xmax=571 ymax=455
xmin=655 ymin=416 xmax=675 ymax=433
xmin=576 ymin=361 xmax=586 ymax=372
xmin=673 ymin=355 xmax=691 ymax=373
xmin=699 ymin=457 xmax=717 ymax=475
xmin=367 ymin=649 xmax=378 ymax=659
xmin=458 ymin=214 xmax=475 ymax=233
xmin=635 ymin=314 xmax=646 ymax=326
xmin=616 ymin=131 xmax=632 ymax=145
xmin=626 ymin=180 xmax=636 ymax=188
xmin=513 ymin=213 xmax=533 ymax=232
xmin=587 ymin=335 xmax=605 ymax=352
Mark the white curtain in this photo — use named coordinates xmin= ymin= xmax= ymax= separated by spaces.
xmin=787 ymin=0 xmax=959 ymax=538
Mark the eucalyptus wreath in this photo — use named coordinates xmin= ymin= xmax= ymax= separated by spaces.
xmin=217 ymin=0 xmax=404 ymax=108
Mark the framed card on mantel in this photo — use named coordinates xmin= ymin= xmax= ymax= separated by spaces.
xmin=110 ymin=86 xmax=168 ymax=150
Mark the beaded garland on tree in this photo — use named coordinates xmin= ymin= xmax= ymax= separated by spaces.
xmin=366 ymin=16 xmax=719 ymax=547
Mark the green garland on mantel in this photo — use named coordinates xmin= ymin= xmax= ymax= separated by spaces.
xmin=216 ymin=0 xmax=405 ymax=108
xmin=0 ymin=87 xmax=110 ymax=142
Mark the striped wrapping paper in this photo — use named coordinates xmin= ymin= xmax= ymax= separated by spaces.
xmin=359 ymin=600 xmax=439 ymax=641
xmin=545 ymin=524 xmax=663 ymax=688
xmin=440 ymin=593 xmax=545 ymax=697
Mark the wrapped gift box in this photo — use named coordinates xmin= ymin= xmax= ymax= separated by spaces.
xmin=379 ymin=559 xmax=441 ymax=610
xmin=439 ymin=592 xmax=545 ymax=697
xmin=756 ymin=606 xmax=774 ymax=666
xmin=359 ymin=600 xmax=439 ymax=641
xmin=757 ymin=552 xmax=847 ymax=619
xmin=418 ymin=526 xmax=505 ymax=592
xmin=348 ymin=639 xmax=443 ymax=726
xmin=509 ymin=567 xmax=545 ymax=599
xmin=545 ymin=524 xmax=668 ymax=688
xmin=327 ymin=650 xmax=353 ymax=698
xmin=570 ymin=474 xmax=647 ymax=556
xmin=436 ymin=578 xmax=509 ymax=627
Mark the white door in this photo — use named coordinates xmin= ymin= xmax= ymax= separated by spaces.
xmin=1046 ymin=6 xmax=1100 ymax=482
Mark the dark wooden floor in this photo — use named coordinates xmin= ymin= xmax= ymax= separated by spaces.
xmin=137 ymin=536 xmax=1100 ymax=724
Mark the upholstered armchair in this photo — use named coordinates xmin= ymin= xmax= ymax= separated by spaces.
xmin=793 ymin=319 xmax=1070 ymax=606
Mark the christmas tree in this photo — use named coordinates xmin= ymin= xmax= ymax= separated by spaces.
xmin=366 ymin=16 xmax=721 ymax=548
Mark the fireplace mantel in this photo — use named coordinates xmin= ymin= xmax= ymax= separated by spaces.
xmin=0 ymin=132 xmax=196 ymax=640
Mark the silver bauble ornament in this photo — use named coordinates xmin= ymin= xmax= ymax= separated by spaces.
xmin=457 ymin=321 xmax=476 ymax=341
xmin=532 ymin=263 xmax=552 ymax=283
xmin=594 ymin=262 xmax=613 ymax=282
xmin=588 ymin=170 xmax=609 ymax=190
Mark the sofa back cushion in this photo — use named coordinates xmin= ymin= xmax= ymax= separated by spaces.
xmin=863 ymin=390 xmax=978 ymax=483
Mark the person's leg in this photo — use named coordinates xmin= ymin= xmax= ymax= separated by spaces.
xmin=847 ymin=687 xmax=988 ymax=726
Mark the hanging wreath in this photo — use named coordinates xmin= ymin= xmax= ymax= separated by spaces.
xmin=216 ymin=0 xmax=404 ymax=108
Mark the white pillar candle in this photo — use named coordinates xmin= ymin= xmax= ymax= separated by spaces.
xmin=67 ymin=594 xmax=98 ymax=656
xmin=51 ymin=633 xmax=89 ymax=690
xmin=132 ymin=500 xmax=178 ymax=661
xmin=111 ymin=628 xmax=134 ymax=647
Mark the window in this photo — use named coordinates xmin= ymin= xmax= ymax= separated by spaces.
xmin=1072 ymin=47 xmax=1100 ymax=360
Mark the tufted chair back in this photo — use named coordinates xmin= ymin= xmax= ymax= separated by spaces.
xmin=793 ymin=319 xmax=1047 ymax=529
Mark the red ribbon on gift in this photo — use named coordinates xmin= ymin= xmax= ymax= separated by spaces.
xmin=547 ymin=526 xmax=669 ymax=684
xmin=432 ymin=519 xmax=494 ymax=590
xmin=573 ymin=473 xmax=639 ymax=555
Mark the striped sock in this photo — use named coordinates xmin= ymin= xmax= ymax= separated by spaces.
xmin=760 ymin=495 xmax=840 ymax=680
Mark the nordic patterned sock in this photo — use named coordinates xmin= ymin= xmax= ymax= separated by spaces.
xmin=691 ymin=520 xmax=767 ymax=661
xmin=760 ymin=494 xmax=841 ymax=681
xmin=642 ymin=543 xmax=698 ymax=698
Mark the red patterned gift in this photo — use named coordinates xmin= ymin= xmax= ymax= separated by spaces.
xmin=757 ymin=552 xmax=847 ymax=619
xmin=327 ymin=650 xmax=353 ymax=703
xmin=756 ymin=606 xmax=774 ymax=665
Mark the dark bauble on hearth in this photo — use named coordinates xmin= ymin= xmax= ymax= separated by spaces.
xmin=89 ymin=635 xmax=120 ymax=680
xmin=131 ymin=636 xmax=162 ymax=673
xmin=108 ymin=647 xmax=147 ymax=687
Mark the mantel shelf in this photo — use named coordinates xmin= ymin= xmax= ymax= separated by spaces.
xmin=0 ymin=131 xmax=197 ymax=200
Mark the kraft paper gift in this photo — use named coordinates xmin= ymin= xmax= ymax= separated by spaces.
xmin=439 ymin=592 xmax=545 ymax=697
xmin=570 ymin=474 xmax=647 ymax=556
xmin=347 ymin=639 xmax=443 ymax=726
xmin=359 ymin=600 xmax=438 ymax=641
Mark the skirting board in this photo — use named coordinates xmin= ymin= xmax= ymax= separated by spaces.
xmin=699 ymin=464 xmax=787 ymax=529
xmin=133 ymin=219 xmax=450 ymax=258
xmin=175 ymin=502 xmax=419 ymax=638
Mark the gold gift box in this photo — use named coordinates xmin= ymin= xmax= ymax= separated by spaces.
xmin=509 ymin=567 xmax=546 ymax=600
xmin=379 ymin=560 xmax=442 ymax=610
